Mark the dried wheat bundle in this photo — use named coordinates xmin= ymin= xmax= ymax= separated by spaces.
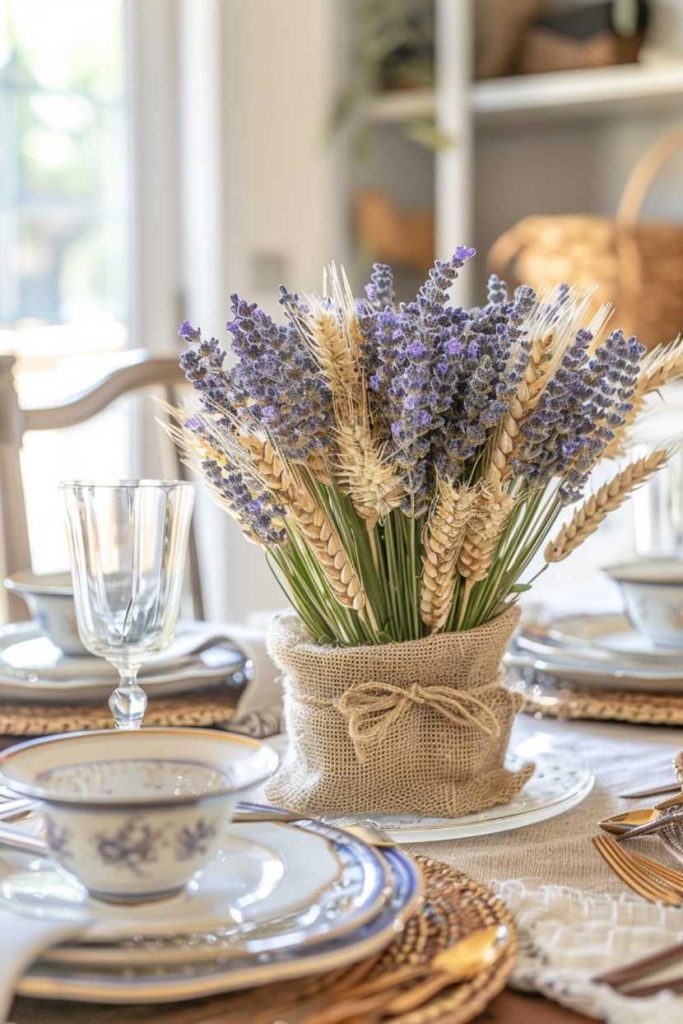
xmin=173 ymin=254 xmax=675 ymax=645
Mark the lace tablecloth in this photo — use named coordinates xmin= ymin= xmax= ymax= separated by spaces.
xmin=409 ymin=714 xmax=683 ymax=1023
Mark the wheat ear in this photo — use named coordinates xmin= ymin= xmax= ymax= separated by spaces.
xmin=458 ymin=485 xmax=515 ymax=586
xmin=420 ymin=482 xmax=479 ymax=632
xmin=525 ymin=331 xmax=555 ymax=409
xmin=237 ymin=433 xmax=367 ymax=611
xmin=545 ymin=450 xmax=668 ymax=563
xmin=288 ymin=490 xmax=367 ymax=613
xmin=336 ymin=423 xmax=403 ymax=529
xmin=236 ymin=432 xmax=296 ymax=498
xmin=308 ymin=308 xmax=361 ymax=409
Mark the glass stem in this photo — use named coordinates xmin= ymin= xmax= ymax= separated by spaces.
xmin=110 ymin=668 xmax=147 ymax=730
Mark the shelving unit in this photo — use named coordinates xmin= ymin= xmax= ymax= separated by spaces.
xmin=348 ymin=0 xmax=683 ymax=307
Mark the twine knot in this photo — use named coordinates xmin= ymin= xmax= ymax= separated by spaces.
xmin=337 ymin=679 xmax=501 ymax=762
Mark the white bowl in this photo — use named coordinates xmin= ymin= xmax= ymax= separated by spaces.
xmin=605 ymin=558 xmax=683 ymax=649
xmin=0 ymin=728 xmax=278 ymax=903
xmin=4 ymin=571 xmax=85 ymax=656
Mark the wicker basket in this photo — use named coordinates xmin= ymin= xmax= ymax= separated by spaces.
xmin=489 ymin=129 xmax=683 ymax=349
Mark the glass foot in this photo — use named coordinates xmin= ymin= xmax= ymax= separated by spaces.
xmin=110 ymin=680 xmax=147 ymax=730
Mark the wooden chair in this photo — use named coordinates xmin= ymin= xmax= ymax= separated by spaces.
xmin=0 ymin=350 xmax=204 ymax=622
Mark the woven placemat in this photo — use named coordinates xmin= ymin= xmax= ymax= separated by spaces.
xmin=514 ymin=674 xmax=683 ymax=726
xmin=12 ymin=856 xmax=515 ymax=1024
xmin=0 ymin=689 xmax=237 ymax=736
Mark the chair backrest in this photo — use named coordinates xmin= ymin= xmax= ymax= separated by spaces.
xmin=0 ymin=351 xmax=204 ymax=623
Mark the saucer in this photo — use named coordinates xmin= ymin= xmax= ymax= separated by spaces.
xmin=0 ymin=819 xmax=388 ymax=948
xmin=545 ymin=613 xmax=683 ymax=661
xmin=19 ymin=846 xmax=421 ymax=1002
xmin=0 ymin=622 xmax=249 ymax=702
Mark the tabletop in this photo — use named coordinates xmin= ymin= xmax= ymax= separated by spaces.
xmin=9 ymin=712 xmax=683 ymax=1023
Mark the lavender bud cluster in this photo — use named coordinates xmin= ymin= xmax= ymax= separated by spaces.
xmin=513 ymin=327 xmax=644 ymax=502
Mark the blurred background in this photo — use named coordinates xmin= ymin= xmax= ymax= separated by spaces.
xmin=1 ymin=0 xmax=683 ymax=624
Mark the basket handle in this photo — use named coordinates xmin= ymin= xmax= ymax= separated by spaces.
xmin=617 ymin=128 xmax=683 ymax=226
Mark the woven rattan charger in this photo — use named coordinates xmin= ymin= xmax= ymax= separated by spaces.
xmin=0 ymin=688 xmax=237 ymax=737
xmin=12 ymin=856 xmax=515 ymax=1024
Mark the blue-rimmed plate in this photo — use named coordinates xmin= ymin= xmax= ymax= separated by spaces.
xmin=18 ymin=844 xmax=421 ymax=1002
xmin=6 ymin=817 xmax=390 ymax=959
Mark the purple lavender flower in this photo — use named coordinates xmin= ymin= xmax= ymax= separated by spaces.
xmin=180 ymin=293 xmax=334 ymax=463
xmin=226 ymin=294 xmax=334 ymax=460
xmin=201 ymin=457 xmax=286 ymax=545
xmin=364 ymin=263 xmax=395 ymax=311
xmin=512 ymin=326 xmax=644 ymax=502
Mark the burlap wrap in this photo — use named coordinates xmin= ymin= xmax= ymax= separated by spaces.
xmin=264 ymin=605 xmax=535 ymax=816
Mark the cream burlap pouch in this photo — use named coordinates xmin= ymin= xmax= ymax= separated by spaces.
xmin=264 ymin=605 xmax=534 ymax=816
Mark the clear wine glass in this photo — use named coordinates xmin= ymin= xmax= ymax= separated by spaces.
xmin=61 ymin=480 xmax=195 ymax=729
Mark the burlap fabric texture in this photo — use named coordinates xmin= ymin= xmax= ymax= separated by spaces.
xmin=264 ymin=605 xmax=534 ymax=816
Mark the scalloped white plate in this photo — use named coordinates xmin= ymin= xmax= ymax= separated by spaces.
xmin=330 ymin=739 xmax=594 ymax=842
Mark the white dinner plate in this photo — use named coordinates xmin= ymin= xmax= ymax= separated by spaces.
xmin=0 ymin=622 xmax=249 ymax=702
xmin=0 ymin=820 xmax=381 ymax=942
xmin=18 ymin=847 xmax=421 ymax=1003
xmin=331 ymin=739 xmax=594 ymax=843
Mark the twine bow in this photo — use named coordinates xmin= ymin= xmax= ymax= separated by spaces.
xmin=337 ymin=680 xmax=501 ymax=762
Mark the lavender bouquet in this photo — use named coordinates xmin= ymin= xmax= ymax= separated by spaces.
xmin=175 ymin=250 xmax=681 ymax=647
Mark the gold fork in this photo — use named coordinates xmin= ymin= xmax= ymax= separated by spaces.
xmin=627 ymin=848 xmax=683 ymax=895
xmin=592 ymin=835 xmax=681 ymax=905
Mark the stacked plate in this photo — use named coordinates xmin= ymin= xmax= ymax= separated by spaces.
xmin=1 ymin=807 xmax=421 ymax=1004
xmin=0 ymin=621 xmax=251 ymax=704
xmin=507 ymin=612 xmax=683 ymax=694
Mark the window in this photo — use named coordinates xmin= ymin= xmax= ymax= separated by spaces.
xmin=0 ymin=0 xmax=132 ymax=573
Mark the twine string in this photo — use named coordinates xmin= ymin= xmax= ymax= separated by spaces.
xmin=337 ymin=679 xmax=501 ymax=762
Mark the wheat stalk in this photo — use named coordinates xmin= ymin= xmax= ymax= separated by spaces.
xmin=524 ymin=331 xmax=555 ymax=410
xmin=308 ymin=307 xmax=361 ymax=410
xmin=236 ymin=431 xmax=296 ymax=498
xmin=288 ymin=490 xmax=367 ymax=613
xmin=420 ymin=482 xmax=478 ymax=632
xmin=237 ymin=432 xmax=367 ymax=611
xmin=336 ymin=423 xmax=403 ymax=529
xmin=457 ymin=486 xmax=515 ymax=586
xmin=545 ymin=449 xmax=668 ymax=563
xmin=488 ymin=332 xmax=557 ymax=487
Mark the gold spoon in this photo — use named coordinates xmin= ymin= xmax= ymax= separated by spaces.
xmin=297 ymin=925 xmax=509 ymax=1024
xmin=599 ymin=808 xmax=662 ymax=835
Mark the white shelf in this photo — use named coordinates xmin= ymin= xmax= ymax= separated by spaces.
xmin=362 ymin=56 xmax=683 ymax=130
xmin=474 ymin=58 xmax=683 ymax=127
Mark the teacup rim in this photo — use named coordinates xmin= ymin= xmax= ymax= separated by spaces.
xmin=604 ymin=557 xmax=683 ymax=586
xmin=4 ymin=570 xmax=73 ymax=597
xmin=0 ymin=728 xmax=278 ymax=809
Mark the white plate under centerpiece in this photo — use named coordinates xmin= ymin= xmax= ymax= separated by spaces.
xmin=327 ymin=739 xmax=593 ymax=843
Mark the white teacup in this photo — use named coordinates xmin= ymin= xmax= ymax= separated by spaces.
xmin=605 ymin=558 xmax=683 ymax=648
xmin=0 ymin=728 xmax=278 ymax=903
xmin=4 ymin=571 xmax=85 ymax=656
